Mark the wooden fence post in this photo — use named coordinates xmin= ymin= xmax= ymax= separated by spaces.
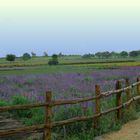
xmin=44 ymin=91 xmax=52 ymax=140
xmin=93 ymin=85 xmax=101 ymax=128
xmin=125 ymin=78 xmax=131 ymax=110
xmin=137 ymin=77 xmax=140 ymax=95
xmin=116 ymin=81 xmax=122 ymax=120
xmin=125 ymin=78 xmax=131 ymax=100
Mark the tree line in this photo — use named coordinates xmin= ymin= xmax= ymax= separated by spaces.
xmin=4 ymin=50 xmax=140 ymax=65
xmin=82 ymin=50 xmax=140 ymax=59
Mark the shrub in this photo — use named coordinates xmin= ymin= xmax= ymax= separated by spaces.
xmin=48 ymin=59 xmax=59 ymax=65
xmin=23 ymin=108 xmax=45 ymax=126
xmin=53 ymin=105 xmax=93 ymax=138
xmin=0 ymin=100 xmax=8 ymax=106
xmin=10 ymin=96 xmax=44 ymax=126
xmin=48 ymin=54 xmax=59 ymax=65
xmin=11 ymin=96 xmax=33 ymax=118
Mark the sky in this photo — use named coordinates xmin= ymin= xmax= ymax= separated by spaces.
xmin=0 ymin=0 xmax=140 ymax=57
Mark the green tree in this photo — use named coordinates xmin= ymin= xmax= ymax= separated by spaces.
xmin=110 ymin=51 xmax=119 ymax=58
xmin=31 ymin=52 xmax=36 ymax=58
xmin=129 ymin=51 xmax=140 ymax=57
xmin=43 ymin=52 xmax=48 ymax=57
xmin=22 ymin=53 xmax=31 ymax=61
xmin=95 ymin=52 xmax=102 ymax=58
xmin=58 ymin=52 xmax=64 ymax=57
xmin=82 ymin=54 xmax=92 ymax=59
xmin=6 ymin=54 xmax=16 ymax=62
xmin=120 ymin=51 xmax=128 ymax=58
xmin=102 ymin=51 xmax=111 ymax=58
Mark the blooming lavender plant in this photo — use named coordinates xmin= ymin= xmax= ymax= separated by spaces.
xmin=0 ymin=66 xmax=140 ymax=103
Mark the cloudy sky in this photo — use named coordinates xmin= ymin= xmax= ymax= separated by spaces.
xmin=0 ymin=0 xmax=140 ymax=56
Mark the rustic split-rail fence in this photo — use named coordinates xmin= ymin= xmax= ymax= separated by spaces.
xmin=0 ymin=77 xmax=140 ymax=140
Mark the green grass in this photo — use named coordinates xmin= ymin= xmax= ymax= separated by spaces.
xmin=0 ymin=65 xmax=90 ymax=76
xmin=0 ymin=55 xmax=140 ymax=67
xmin=0 ymin=60 xmax=140 ymax=76
xmin=0 ymin=56 xmax=140 ymax=76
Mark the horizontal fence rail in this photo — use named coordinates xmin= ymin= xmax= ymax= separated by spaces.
xmin=0 ymin=77 xmax=140 ymax=140
xmin=1 ymin=95 xmax=140 ymax=137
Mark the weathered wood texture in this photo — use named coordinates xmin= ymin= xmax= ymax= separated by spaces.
xmin=93 ymin=85 xmax=101 ymax=128
xmin=44 ymin=91 xmax=52 ymax=140
xmin=125 ymin=79 xmax=132 ymax=110
xmin=116 ymin=81 xmax=122 ymax=120
xmin=125 ymin=79 xmax=131 ymax=100
xmin=137 ymin=77 xmax=140 ymax=95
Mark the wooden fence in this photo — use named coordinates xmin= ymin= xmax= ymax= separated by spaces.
xmin=0 ymin=77 xmax=140 ymax=140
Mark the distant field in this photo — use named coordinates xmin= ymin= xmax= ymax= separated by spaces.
xmin=0 ymin=56 xmax=140 ymax=76
xmin=0 ymin=56 xmax=140 ymax=67
xmin=0 ymin=60 xmax=140 ymax=76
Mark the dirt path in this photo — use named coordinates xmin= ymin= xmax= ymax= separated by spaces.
xmin=0 ymin=114 xmax=43 ymax=140
xmin=97 ymin=117 xmax=140 ymax=140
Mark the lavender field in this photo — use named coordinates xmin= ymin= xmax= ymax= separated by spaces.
xmin=0 ymin=66 xmax=140 ymax=102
